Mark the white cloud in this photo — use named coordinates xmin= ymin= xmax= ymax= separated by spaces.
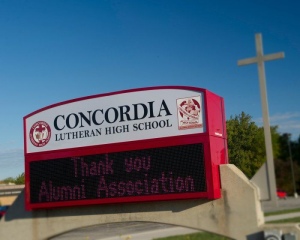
xmin=271 ymin=112 xmax=300 ymax=123
xmin=254 ymin=112 xmax=300 ymax=139
xmin=255 ymin=112 xmax=300 ymax=123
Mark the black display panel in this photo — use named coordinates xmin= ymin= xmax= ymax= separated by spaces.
xmin=29 ymin=143 xmax=206 ymax=204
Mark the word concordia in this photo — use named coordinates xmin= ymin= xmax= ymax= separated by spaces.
xmin=53 ymin=100 xmax=173 ymax=142
xmin=53 ymin=100 xmax=172 ymax=130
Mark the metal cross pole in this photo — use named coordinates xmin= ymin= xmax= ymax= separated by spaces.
xmin=237 ymin=33 xmax=284 ymax=207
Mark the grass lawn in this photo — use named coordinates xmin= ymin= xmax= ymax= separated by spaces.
xmin=264 ymin=208 xmax=300 ymax=217
xmin=264 ymin=207 xmax=300 ymax=223
xmin=266 ymin=217 xmax=300 ymax=224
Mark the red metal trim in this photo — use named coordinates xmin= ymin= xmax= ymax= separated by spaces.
xmin=24 ymin=86 xmax=227 ymax=210
xmin=25 ymin=133 xmax=207 ymax=161
xmin=26 ymin=192 xmax=208 ymax=210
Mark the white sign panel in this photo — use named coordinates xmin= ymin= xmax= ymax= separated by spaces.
xmin=24 ymin=88 xmax=206 ymax=153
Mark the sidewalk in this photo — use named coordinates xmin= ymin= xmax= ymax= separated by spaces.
xmin=261 ymin=197 xmax=300 ymax=222
xmin=99 ymin=227 xmax=200 ymax=240
xmin=261 ymin=197 xmax=300 ymax=213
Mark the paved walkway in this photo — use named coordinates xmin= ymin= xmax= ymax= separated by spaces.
xmin=262 ymin=197 xmax=300 ymax=222
xmin=261 ymin=197 xmax=300 ymax=213
xmin=99 ymin=227 xmax=199 ymax=240
xmin=51 ymin=222 xmax=200 ymax=240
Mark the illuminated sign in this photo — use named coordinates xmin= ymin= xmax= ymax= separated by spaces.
xmin=24 ymin=86 xmax=228 ymax=210
xmin=30 ymin=144 xmax=205 ymax=204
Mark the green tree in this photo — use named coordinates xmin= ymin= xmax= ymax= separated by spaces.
xmin=275 ymin=158 xmax=299 ymax=195
xmin=269 ymin=126 xmax=281 ymax=160
xmin=227 ymin=112 xmax=264 ymax=178
xmin=278 ymin=133 xmax=291 ymax=161
xmin=2 ymin=177 xmax=15 ymax=184
xmin=296 ymin=136 xmax=300 ymax=164
xmin=14 ymin=173 xmax=25 ymax=185
xmin=227 ymin=112 xmax=300 ymax=193
xmin=1 ymin=173 xmax=25 ymax=185
xmin=226 ymin=112 xmax=280 ymax=178
xmin=275 ymin=133 xmax=300 ymax=194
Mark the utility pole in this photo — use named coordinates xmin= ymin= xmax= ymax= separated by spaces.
xmin=287 ymin=134 xmax=298 ymax=198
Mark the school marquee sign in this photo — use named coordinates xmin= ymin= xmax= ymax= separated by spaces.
xmin=24 ymin=86 xmax=228 ymax=210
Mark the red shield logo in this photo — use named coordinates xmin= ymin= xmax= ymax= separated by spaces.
xmin=29 ymin=121 xmax=51 ymax=147
xmin=177 ymin=96 xmax=203 ymax=130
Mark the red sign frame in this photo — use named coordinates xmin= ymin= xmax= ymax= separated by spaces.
xmin=24 ymin=86 xmax=228 ymax=210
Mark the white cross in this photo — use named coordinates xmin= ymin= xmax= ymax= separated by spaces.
xmin=238 ymin=33 xmax=284 ymax=207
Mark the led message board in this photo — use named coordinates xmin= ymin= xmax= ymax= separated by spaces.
xmin=24 ymin=86 xmax=228 ymax=210
xmin=30 ymin=144 xmax=205 ymax=204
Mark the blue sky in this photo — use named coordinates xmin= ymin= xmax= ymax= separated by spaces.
xmin=0 ymin=0 xmax=299 ymax=179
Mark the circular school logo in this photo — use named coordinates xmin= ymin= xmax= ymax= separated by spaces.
xmin=178 ymin=98 xmax=201 ymax=119
xmin=176 ymin=96 xmax=203 ymax=130
xmin=29 ymin=121 xmax=51 ymax=147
